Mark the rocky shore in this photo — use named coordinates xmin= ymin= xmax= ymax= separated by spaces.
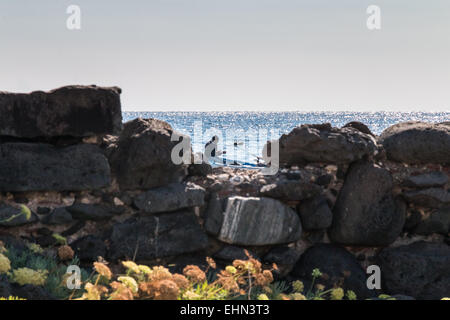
xmin=0 ymin=86 xmax=449 ymax=300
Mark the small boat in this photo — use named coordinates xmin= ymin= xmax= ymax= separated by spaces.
xmin=208 ymin=156 xmax=265 ymax=169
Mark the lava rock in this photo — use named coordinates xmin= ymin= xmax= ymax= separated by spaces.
xmin=213 ymin=246 xmax=258 ymax=262
xmin=270 ymin=123 xmax=378 ymax=166
xmin=402 ymin=171 xmax=449 ymax=188
xmin=108 ymin=211 xmax=209 ymax=262
xmin=188 ymin=162 xmax=213 ymax=177
xmin=297 ymin=195 xmax=333 ymax=230
xmin=402 ymin=188 xmax=450 ymax=209
xmin=108 ymin=118 xmax=189 ymax=191
xmin=42 ymin=207 xmax=73 ymax=225
xmin=379 ymin=121 xmax=450 ymax=164
xmin=70 ymin=235 xmax=107 ymax=262
xmin=0 ymin=143 xmax=111 ymax=192
xmin=290 ymin=244 xmax=376 ymax=299
xmin=342 ymin=121 xmax=374 ymax=136
xmin=134 ymin=183 xmax=205 ymax=214
xmin=0 ymin=203 xmax=38 ymax=227
xmin=259 ymin=180 xmax=322 ymax=201
xmin=10 ymin=284 xmax=54 ymax=300
xmin=205 ymin=196 xmax=302 ymax=246
xmin=412 ymin=207 xmax=450 ymax=235
xmin=329 ymin=161 xmax=406 ymax=246
xmin=0 ymin=85 xmax=122 ymax=138
xmin=66 ymin=203 xmax=121 ymax=221
xmin=377 ymin=241 xmax=450 ymax=299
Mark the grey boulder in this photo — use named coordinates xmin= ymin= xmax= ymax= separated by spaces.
xmin=205 ymin=196 xmax=302 ymax=246
xmin=259 ymin=180 xmax=322 ymax=202
xmin=297 ymin=195 xmax=333 ymax=230
xmin=402 ymin=171 xmax=449 ymax=188
xmin=403 ymin=188 xmax=450 ymax=209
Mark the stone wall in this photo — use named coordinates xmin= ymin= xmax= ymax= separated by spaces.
xmin=0 ymin=86 xmax=448 ymax=300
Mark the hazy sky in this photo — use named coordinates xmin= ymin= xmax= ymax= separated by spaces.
xmin=0 ymin=0 xmax=449 ymax=111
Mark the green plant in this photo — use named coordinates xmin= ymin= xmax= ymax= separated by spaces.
xmin=0 ymin=205 xmax=31 ymax=224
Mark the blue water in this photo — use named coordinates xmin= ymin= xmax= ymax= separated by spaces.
xmin=123 ymin=111 xmax=449 ymax=164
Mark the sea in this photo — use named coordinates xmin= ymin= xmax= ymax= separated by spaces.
xmin=123 ymin=111 xmax=449 ymax=165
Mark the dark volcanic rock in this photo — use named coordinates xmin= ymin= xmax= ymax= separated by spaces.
xmin=0 ymin=86 xmax=121 ymax=140
xmin=213 ymin=246 xmax=258 ymax=262
xmin=10 ymin=284 xmax=54 ymax=300
xmin=134 ymin=183 xmax=205 ymax=214
xmin=297 ymin=195 xmax=333 ymax=230
xmin=66 ymin=203 xmax=122 ymax=221
xmin=188 ymin=162 xmax=213 ymax=177
xmin=259 ymin=180 xmax=322 ymax=202
xmin=271 ymin=123 xmax=377 ymax=166
xmin=403 ymin=188 xmax=450 ymax=209
xmin=108 ymin=118 xmax=188 ymax=191
xmin=0 ymin=204 xmax=37 ymax=227
xmin=377 ymin=241 xmax=450 ymax=299
xmin=0 ymin=85 xmax=122 ymax=138
xmin=0 ymin=143 xmax=110 ymax=192
xmin=290 ymin=244 xmax=376 ymax=299
xmin=402 ymin=171 xmax=449 ymax=188
xmin=342 ymin=121 xmax=374 ymax=136
xmin=42 ymin=207 xmax=73 ymax=225
xmin=108 ymin=211 xmax=209 ymax=262
xmin=379 ymin=121 xmax=450 ymax=164
xmin=412 ymin=207 xmax=450 ymax=235
xmin=205 ymin=196 xmax=302 ymax=246
xmin=329 ymin=161 xmax=406 ymax=246
xmin=70 ymin=235 xmax=107 ymax=262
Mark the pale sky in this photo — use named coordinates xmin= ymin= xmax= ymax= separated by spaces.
xmin=0 ymin=0 xmax=449 ymax=111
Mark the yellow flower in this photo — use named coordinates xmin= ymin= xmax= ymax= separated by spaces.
xmin=225 ymin=266 xmax=237 ymax=274
xmin=315 ymin=284 xmax=325 ymax=292
xmin=122 ymin=261 xmax=141 ymax=274
xmin=331 ymin=288 xmax=344 ymax=300
xmin=442 ymin=298 xmax=450 ymax=300
xmin=257 ymin=294 xmax=269 ymax=300
xmin=27 ymin=243 xmax=44 ymax=254
xmin=93 ymin=262 xmax=112 ymax=280
xmin=138 ymin=265 xmax=152 ymax=275
xmin=78 ymin=283 xmax=108 ymax=300
xmin=291 ymin=293 xmax=307 ymax=300
xmin=0 ymin=253 xmax=11 ymax=274
xmin=182 ymin=290 xmax=202 ymax=300
xmin=346 ymin=290 xmax=357 ymax=300
xmin=11 ymin=268 xmax=48 ymax=286
xmin=292 ymin=280 xmax=304 ymax=293
xmin=118 ymin=276 xmax=138 ymax=294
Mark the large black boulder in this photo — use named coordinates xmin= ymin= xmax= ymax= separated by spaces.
xmin=329 ymin=161 xmax=406 ymax=246
xmin=377 ymin=241 xmax=450 ymax=299
xmin=108 ymin=118 xmax=189 ymax=191
xmin=290 ymin=244 xmax=376 ymax=299
xmin=0 ymin=143 xmax=111 ymax=192
xmin=379 ymin=121 xmax=450 ymax=164
xmin=108 ymin=211 xmax=209 ymax=262
xmin=0 ymin=85 xmax=122 ymax=138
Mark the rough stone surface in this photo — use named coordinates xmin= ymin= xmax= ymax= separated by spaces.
xmin=290 ymin=244 xmax=376 ymax=299
xmin=402 ymin=171 xmax=449 ymax=188
xmin=377 ymin=241 xmax=450 ymax=299
xmin=188 ymin=162 xmax=213 ymax=177
xmin=412 ymin=207 xmax=450 ymax=235
xmin=42 ymin=207 xmax=73 ymax=225
xmin=0 ymin=85 xmax=122 ymax=138
xmin=342 ymin=121 xmax=374 ymax=136
xmin=108 ymin=211 xmax=209 ymax=262
xmin=134 ymin=183 xmax=205 ymax=214
xmin=205 ymin=196 xmax=302 ymax=246
xmin=403 ymin=188 xmax=450 ymax=209
xmin=70 ymin=235 xmax=107 ymax=262
xmin=0 ymin=204 xmax=38 ymax=227
xmin=297 ymin=195 xmax=333 ymax=230
xmin=213 ymin=246 xmax=258 ymax=262
xmin=259 ymin=180 xmax=322 ymax=202
xmin=108 ymin=118 xmax=188 ymax=191
xmin=66 ymin=203 xmax=123 ymax=221
xmin=329 ymin=161 xmax=406 ymax=246
xmin=272 ymin=123 xmax=378 ymax=166
xmin=0 ymin=143 xmax=110 ymax=192
xmin=379 ymin=121 xmax=450 ymax=164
